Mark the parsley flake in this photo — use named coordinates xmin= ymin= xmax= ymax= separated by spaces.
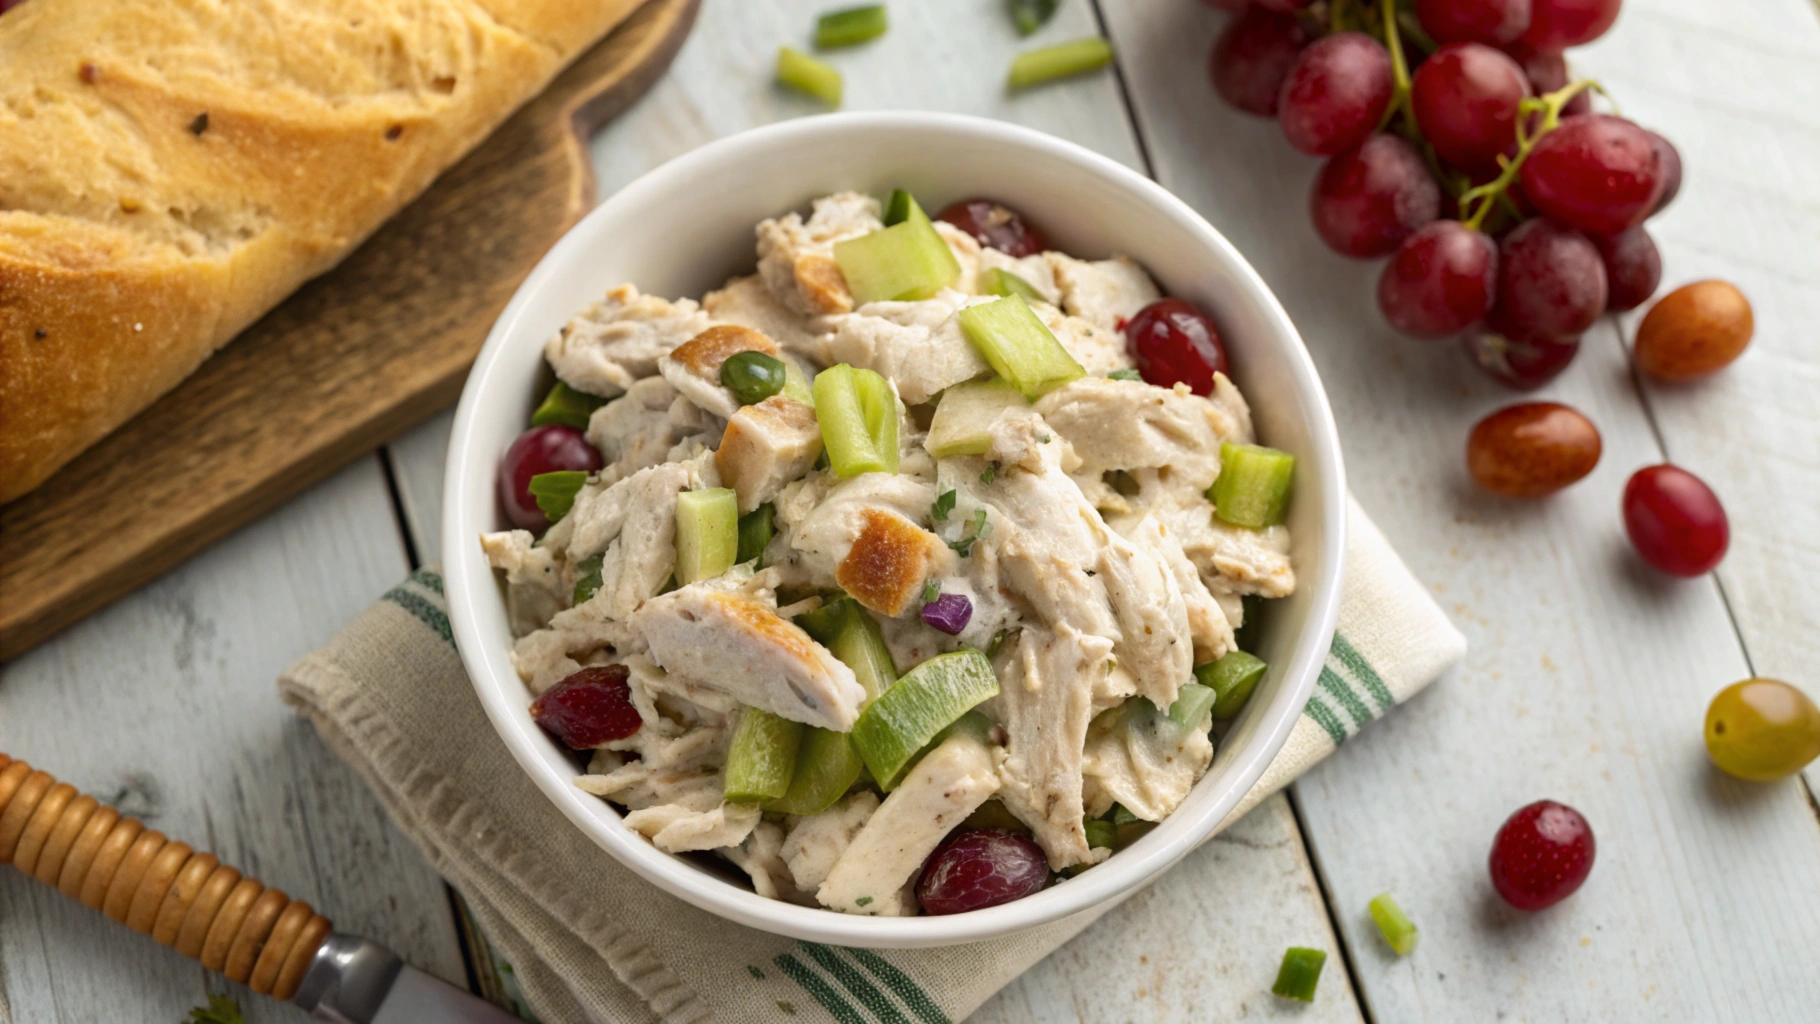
xmin=921 ymin=580 xmax=940 ymax=604
xmin=931 ymin=489 xmax=957 ymax=523
xmin=980 ymin=461 xmax=1001 ymax=484
xmin=1109 ymin=368 xmax=1143 ymax=381
xmin=856 ymin=896 xmax=874 ymax=907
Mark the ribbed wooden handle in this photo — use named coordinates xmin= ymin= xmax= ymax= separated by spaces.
xmin=0 ymin=753 xmax=331 ymax=1001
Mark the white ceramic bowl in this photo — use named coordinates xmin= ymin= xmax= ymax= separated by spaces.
xmin=443 ymin=112 xmax=1345 ymax=948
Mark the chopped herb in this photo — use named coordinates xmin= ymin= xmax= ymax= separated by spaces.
xmin=931 ymin=489 xmax=957 ymax=522
xmin=1007 ymin=0 xmax=1059 ymax=36
xmin=528 ymin=470 xmax=588 ymax=522
xmin=987 ymin=628 xmax=1010 ymax=658
xmin=815 ymin=5 xmax=888 ymax=48
xmin=1108 ymin=368 xmax=1143 ymax=381
xmin=1109 ymin=803 xmax=1140 ymax=826
xmin=980 ymin=461 xmax=1001 ymax=484
xmin=856 ymin=895 xmax=874 ymax=907
xmin=572 ymin=553 xmax=604 ymax=605
xmin=1038 ymin=434 xmax=1051 ymax=444
xmin=947 ymin=507 xmax=993 ymax=557
xmin=187 ymin=995 xmax=245 ymax=1024
xmin=921 ymin=580 xmax=941 ymax=604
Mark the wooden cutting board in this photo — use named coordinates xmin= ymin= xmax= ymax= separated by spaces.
xmin=0 ymin=0 xmax=701 ymax=661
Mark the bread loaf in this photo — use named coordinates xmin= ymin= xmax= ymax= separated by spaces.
xmin=0 ymin=0 xmax=645 ymax=503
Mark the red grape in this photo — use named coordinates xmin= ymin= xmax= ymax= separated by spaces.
xmin=1310 ymin=134 xmax=1441 ymax=258
xmin=1124 ymin=298 xmax=1229 ymax=394
xmin=1623 ymin=464 xmax=1728 ymax=576
xmin=1416 ymin=0 xmax=1531 ymax=46
xmin=1202 ymin=0 xmax=1251 ymax=9
xmin=1277 ymin=33 xmax=1395 ymax=156
xmin=499 ymin=424 xmax=603 ymax=531
xmin=1505 ymin=43 xmax=1591 ymax=116
xmin=1411 ymin=43 xmax=1532 ymax=173
xmin=1591 ymin=226 xmax=1661 ymax=312
xmin=916 ymin=830 xmax=1051 ymax=914
xmin=1462 ymin=332 xmax=1581 ymax=389
xmin=1209 ymin=6 xmax=1310 ymax=117
xmin=1252 ymin=0 xmax=1313 ymax=10
xmin=530 ymin=665 xmax=642 ymax=748
xmin=1490 ymin=800 xmax=1594 ymax=911
xmin=1520 ymin=0 xmax=1622 ymax=51
xmin=1378 ymin=221 xmax=1498 ymax=338
xmin=1644 ymin=129 xmax=1682 ymax=214
xmin=1521 ymin=114 xmax=1665 ymax=235
xmin=936 ymin=199 xmax=1047 ymax=258
xmin=1489 ymin=218 xmax=1606 ymax=339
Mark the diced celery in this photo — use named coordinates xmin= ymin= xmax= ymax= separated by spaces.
xmin=772 ymin=596 xmax=901 ymax=815
xmin=724 ymin=708 xmax=805 ymax=804
xmin=737 ymin=503 xmax=776 ymax=566
xmin=1211 ymin=443 xmax=1295 ymax=529
xmin=815 ymin=4 xmax=888 ymax=47
xmin=957 ymin=295 xmax=1085 ymax=400
xmin=674 ymin=488 xmax=739 ymax=584
xmin=1166 ymin=681 xmax=1218 ymax=729
xmin=980 ymin=267 xmax=1047 ymax=304
xmin=530 ymin=381 xmax=606 ymax=430
xmin=528 ymin=471 xmax=588 ymax=522
xmin=1195 ymin=650 xmax=1268 ymax=720
xmin=1084 ymin=817 xmax=1116 ymax=849
xmin=924 ymin=378 xmax=1028 ymax=458
xmin=832 ymin=196 xmax=960 ymax=305
xmin=853 ymin=650 xmax=1000 ymax=790
xmin=572 ymin=553 xmax=604 ymax=605
xmin=882 ymin=188 xmax=915 ymax=226
xmin=1271 ymin=947 xmax=1326 ymax=1002
xmin=1109 ymin=803 xmax=1140 ymax=826
xmin=1007 ymin=37 xmax=1115 ymax=90
xmin=782 ymin=358 xmax=815 ymax=406
xmin=1369 ymin=892 xmax=1419 ymax=956
xmin=777 ymin=48 xmax=842 ymax=106
xmin=813 ymin=364 xmax=899 ymax=478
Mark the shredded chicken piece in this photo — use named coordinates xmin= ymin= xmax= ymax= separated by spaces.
xmin=623 ymin=801 xmax=763 ymax=853
xmin=1081 ymin=697 xmax=1214 ymax=822
xmin=1045 ymin=254 xmax=1161 ymax=333
xmin=782 ymin=791 xmax=880 ymax=892
xmin=545 ymin=284 xmax=714 ymax=398
xmin=725 ymin=822 xmax=815 ymax=904
xmin=703 ymin=273 xmax=833 ymax=358
xmin=659 ymin=324 xmax=780 ymax=420
xmin=717 ymin=395 xmax=823 ymax=514
xmin=586 ymin=376 xmax=717 ymax=485
xmin=757 ymin=191 xmax=883 ymax=315
xmin=1159 ymin=505 xmax=1297 ymax=599
xmin=822 ymin=289 xmax=995 ymax=405
xmin=479 ymin=529 xmax=565 ymax=637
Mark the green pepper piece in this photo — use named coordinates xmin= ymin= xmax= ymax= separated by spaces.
xmin=852 ymin=649 xmax=999 ymax=790
xmin=1166 ymin=681 xmax=1218 ymax=729
xmin=771 ymin=597 xmax=900 ymax=815
xmin=1084 ymin=817 xmax=1116 ymax=850
xmin=1195 ymin=650 xmax=1268 ymax=720
xmin=736 ymin=503 xmax=776 ymax=567
xmin=724 ymin=708 xmax=805 ymax=804
xmin=530 ymin=381 xmax=607 ymax=430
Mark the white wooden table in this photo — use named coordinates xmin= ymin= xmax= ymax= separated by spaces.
xmin=5 ymin=0 xmax=1818 ymax=1020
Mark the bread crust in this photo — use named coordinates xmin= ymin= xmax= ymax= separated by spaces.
xmin=0 ymin=0 xmax=644 ymax=502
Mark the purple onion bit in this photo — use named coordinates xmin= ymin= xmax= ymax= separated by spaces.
xmin=921 ymin=592 xmax=973 ymax=635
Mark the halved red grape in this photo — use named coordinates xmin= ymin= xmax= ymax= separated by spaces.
xmin=1277 ymin=33 xmax=1395 ymax=156
xmin=936 ymin=199 xmax=1048 ymax=258
xmin=1411 ymin=43 xmax=1531 ymax=173
xmin=1378 ymin=221 xmax=1498 ymax=338
xmin=1643 ymin=129 xmax=1682 ymax=214
xmin=1310 ymin=134 xmax=1442 ymax=259
xmin=1462 ymin=332 xmax=1581 ymax=389
xmin=1209 ymin=6 xmax=1310 ymax=117
xmin=1124 ymin=298 xmax=1229 ymax=394
xmin=1416 ymin=0 xmax=1531 ymax=45
xmin=1591 ymin=226 xmax=1661 ymax=312
xmin=1505 ymin=44 xmax=1591 ymax=117
xmin=1623 ymin=464 xmax=1728 ymax=576
xmin=1520 ymin=114 xmax=1664 ymax=236
xmin=1490 ymin=800 xmax=1595 ymax=911
xmin=531 ymin=665 xmax=642 ymax=748
xmin=915 ymin=829 xmax=1051 ymax=915
xmin=1520 ymin=0 xmax=1622 ymax=51
xmin=500 ymin=424 xmax=604 ymax=531
xmin=1489 ymin=218 xmax=1607 ymax=340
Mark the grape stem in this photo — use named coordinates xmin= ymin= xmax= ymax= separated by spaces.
xmin=1459 ymin=80 xmax=1602 ymax=232
xmin=1375 ymin=0 xmax=1415 ymax=140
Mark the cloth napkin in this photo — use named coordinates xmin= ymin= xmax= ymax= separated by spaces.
xmin=278 ymin=495 xmax=1464 ymax=1024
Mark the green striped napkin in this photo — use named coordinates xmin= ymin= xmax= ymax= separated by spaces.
xmin=279 ymin=496 xmax=1463 ymax=1024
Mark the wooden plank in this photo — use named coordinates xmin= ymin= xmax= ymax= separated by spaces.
xmin=385 ymin=2 xmax=1362 ymax=1021
xmin=0 ymin=0 xmax=700 ymax=663
xmin=0 ymin=458 xmax=465 ymax=1023
xmin=1100 ymin=0 xmax=1820 ymax=1020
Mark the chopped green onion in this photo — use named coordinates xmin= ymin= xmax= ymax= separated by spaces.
xmin=986 ymin=628 xmax=1010 ymax=658
xmin=777 ymin=47 xmax=843 ymax=106
xmin=1369 ymin=893 xmax=1419 ymax=956
xmin=832 ymin=194 xmax=961 ymax=305
xmin=921 ymin=579 xmax=941 ymax=604
xmin=813 ymin=364 xmax=899 ymax=478
xmin=1166 ymin=681 xmax=1218 ymax=729
xmin=1008 ymin=37 xmax=1115 ymax=90
xmin=980 ymin=267 xmax=1046 ymax=303
xmin=930 ymin=489 xmax=957 ymax=523
xmin=1107 ymin=368 xmax=1143 ymax=381
xmin=1109 ymin=803 xmax=1140 ymax=826
xmin=737 ymin=503 xmax=776 ymax=566
xmin=1211 ymin=443 xmax=1295 ymax=529
xmin=530 ymin=381 xmax=607 ymax=430
xmin=721 ymin=351 xmax=788 ymax=406
xmin=924 ymin=378 xmax=1028 ymax=458
xmin=572 ymin=553 xmax=604 ymax=605
xmin=979 ymin=462 xmax=1000 ymax=484
xmin=1007 ymin=0 xmax=1059 ymax=36
xmin=1084 ymin=817 xmax=1116 ymax=849
xmin=947 ymin=506 xmax=991 ymax=557
xmin=957 ymin=295 xmax=1085 ymax=400
xmin=724 ymin=708 xmax=805 ymax=804
xmin=775 ymin=597 xmax=900 ymax=815
xmin=1271 ymin=947 xmax=1326 ymax=1002
xmin=882 ymin=187 xmax=915 ymax=226
xmin=782 ymin=359 xmax=815 ymax=406
xmin=674 ymin=488 xmax=739 ymax=584
xmin=528 ymin=471 xmax=588 ymax=522
xmin=814 ymin=4 xmax=888 ymax=48
xmin=852 ymin=649 xmax=1000 ymax=790
xmin=1195 ymin=650 xmax=1268 ymax=720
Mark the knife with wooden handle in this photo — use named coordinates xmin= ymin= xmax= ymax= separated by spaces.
xmin=0 ymin=753 xmax=522 ymax=1023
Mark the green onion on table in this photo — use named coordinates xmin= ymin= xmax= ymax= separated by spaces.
xmin=1007 ymin=37 xmax=1114 ymax=90
xmin=815 ymin=4 xmax=888 ymax=48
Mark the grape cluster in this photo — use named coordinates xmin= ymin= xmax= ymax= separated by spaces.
xmin=1209 ymin=0 xmax=1677 ymax=389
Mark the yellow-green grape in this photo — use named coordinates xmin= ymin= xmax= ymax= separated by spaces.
xmin=1704 ymin=678 xmax=1820 ymax=781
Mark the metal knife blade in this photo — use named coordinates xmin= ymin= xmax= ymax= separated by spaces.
xmin=295 ymin=933 xmax=525 ymax=1023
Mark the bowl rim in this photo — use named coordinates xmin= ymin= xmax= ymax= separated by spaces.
xmin=443 ymin=110 xmax=1346 ymax=947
